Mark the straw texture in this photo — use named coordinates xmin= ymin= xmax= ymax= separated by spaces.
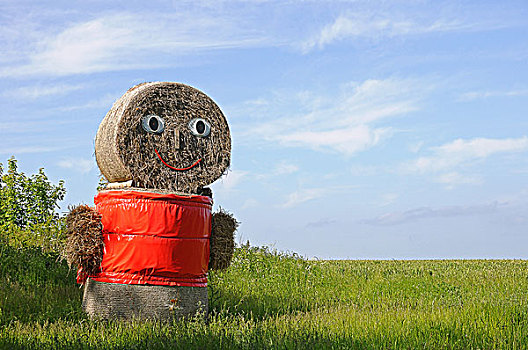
xmin=64 ymin=205 xmax=104 ymax=280
xmin=83 ymin=278 xmax=208 ymax=321
xmin=95 ymin=82 xmax=231 ymax=193
xmin=209 ymin=209 xmax=239 ymax=271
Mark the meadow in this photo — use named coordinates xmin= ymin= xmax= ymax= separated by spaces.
xmin=0 ymin=243 xmax=527 ymax=349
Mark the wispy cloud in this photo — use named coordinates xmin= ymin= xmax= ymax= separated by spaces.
xmin=459 ymin=89 xmax=528 ymax=101
xmin=240 ymin=78 xmax=427 ymax=156
xmin=277 ymin=125 xmax=391 ymax=156
xmin=406 ymin=136 xmax=528 ymax=174
xmin=302 ymin=10 xmax=501 ymax=52
xmin=56 ymin=93 xmax=120 ymax=112
xmin=282 ymin=188 xmax=327 ymax=208
xmin=281 ymin=184 xmax=358 ymax=208
xmin=0 ymin=118 xmax=82 ymax=134
xmin=306 ymin=217 xmax=337 ymax=228
xmin=256 ymin=161 xmax=299 ymax=180
xmin=349 ymin=164 xmax=382 ymax=176
xmin=302 ymin=2 xmax=523 ymax=52
xmin=379 ymin=193 xmax=399 ymax=207
xmin=434 ymin=172 xmax=483 ymax=188
xmin=4 ymin=84 xmax=84 ymax=99
xmin=0 ymin=145 xmax=68 ymax=155
xmin=273 ymin=162 xmax=299 ymax=176
xmin=1 ymin=12 xmax=267 ymax=77
xmin=57 ymin=157 xmax=95 ymax=174
xmin=362 ymin=201 xmax=501 ymax=226
xmin=241 ymin=198 xmax=259 ymax=209
xmin=401 ymin=136 xmax=528 ymax=188
xmin=212 ymin=169 xmax=248 ymax=193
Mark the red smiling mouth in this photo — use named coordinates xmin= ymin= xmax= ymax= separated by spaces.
xmin=155 ymin=149 xmax=202 ymax=171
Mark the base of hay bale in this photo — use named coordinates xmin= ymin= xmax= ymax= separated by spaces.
xmin=83 ymin=278 xmax=208 ymax=321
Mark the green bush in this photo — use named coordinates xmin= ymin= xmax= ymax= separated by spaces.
xmin=0 ymin=157 xmax=66 ymax=252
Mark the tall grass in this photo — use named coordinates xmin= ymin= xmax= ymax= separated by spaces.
xmin=0 ymin=244 xmax=527 ymax=349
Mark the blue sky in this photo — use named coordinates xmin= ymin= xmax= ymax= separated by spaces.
xmin=1 ymin=0 xmax=527 ymax=259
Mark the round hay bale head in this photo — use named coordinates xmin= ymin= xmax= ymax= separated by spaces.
xmin=95 ymin=82 xmax=231 ymax=193
xmin=83 ymin=278 xmax=208 ymax=321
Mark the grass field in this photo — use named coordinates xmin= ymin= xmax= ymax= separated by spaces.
xmin=0 ymin=244 xmax=527 ymax=349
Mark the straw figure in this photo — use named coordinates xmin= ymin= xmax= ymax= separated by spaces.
xmin=65 ymin=82 xmax=238 ymax=321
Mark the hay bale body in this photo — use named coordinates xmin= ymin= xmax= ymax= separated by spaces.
xmin=83 ymin=278 xmax=207 ymax=321
xmin=95 ymin=82 xmax=231 ymax=193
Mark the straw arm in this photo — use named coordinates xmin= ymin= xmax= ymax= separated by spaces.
xmin=64 ymin=205 xmax=104 ymax=281
xmin=209 ymin=208 xmax=239 ymax=271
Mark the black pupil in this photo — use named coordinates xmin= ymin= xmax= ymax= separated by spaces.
xmin=196 ymin=120 xmax=205 ymax=134
xmin=149 ymin=117 xmax=159 ymax=131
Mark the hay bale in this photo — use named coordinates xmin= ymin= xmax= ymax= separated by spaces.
xmin=64 ymin=205 xmax=104 ymax=281
xmin=95 ymin=82 xmax=231 ymax=193
xmin=83 ymin=278 xmax=208 ymax=321
xmin=209 ymin=208 xmax=239 ymax=270
xmin=81 ymin=82 xmax=235 ymax=322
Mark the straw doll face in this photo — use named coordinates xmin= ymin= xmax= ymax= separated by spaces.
xmin=95 ymin=82 xmax=231 ymax=193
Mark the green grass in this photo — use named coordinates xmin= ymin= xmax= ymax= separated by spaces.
xmin=1 ymin=244 xmax=527 ymax=349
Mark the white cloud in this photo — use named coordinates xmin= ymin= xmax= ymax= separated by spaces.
xmin=434 ymin=172 xmax=483 ymax=188
xmin=0 ymin=3 xmax=519 ymax=77
xmin=305 ymin=217 xmax=337 ymax=228
xmin=57 ymin=157 xmax=95 ymax=174
xmin=241 ymin=198 xmax=259 ymax=209
xmin=380 ymin=193 xmax=399 ymax=207
xmin=254 ymin=161 xmax=299 ymax=181
xmin=437 ymin=137 xmax=528 ymax=158
xmin=211 ymin=169 xmax=248 ymax=193
xmin=241 ymin=78 xmax=426 ymax=156
xmin=273 ymin=162 xmax=299 ymax=176
xmin=277 ymin=125 xmax=391 ymax=156
xmin=56 ymin=93 xmax=120 ymax=112
xmin=349 ymin=164 xmax=381 ymax=176
xmin=459 ymin=89 xmax=528 ymax=101
xmin=407 ymin=136 xmax=528 ymax=174
xmin=257 ymin=160 xmax=299 ymax=180
xmin=335 ymin=79 xmax=422 ymax=125
xmin=1 ymin=12 xmax=267 ymax=77
xmin=402 ymin=136 xmax=528 ymax=188
xmin=282 ymin=188 xmax=326 ymax=208
xmin=302 ymin=12 xmax=489 ymax=52
xmin=0 ymin=145 xmax=66 ymax=155
xmin=4 ymin=84 xmax=84 ymax=99
xmin=0 ymin=118 xmax=79 ymax=134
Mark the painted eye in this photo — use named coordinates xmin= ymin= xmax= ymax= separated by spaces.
xmin=188 ymin=118 xmax=211 ymax=137
xmin=141 ymin=115 xmax=165 ymax=134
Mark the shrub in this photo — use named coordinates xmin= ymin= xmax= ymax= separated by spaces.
xmin=0 ymin=157 xmax=66 ymax=252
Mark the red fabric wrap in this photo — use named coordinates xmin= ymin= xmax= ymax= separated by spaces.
xmin=86 ymin=190 xmax=212 ymax=287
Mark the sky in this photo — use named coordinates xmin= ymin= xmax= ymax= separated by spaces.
xmin=1 ymin=0 xmax=527 ymax=259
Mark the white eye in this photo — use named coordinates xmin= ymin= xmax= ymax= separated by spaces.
xmin=141 ymin=115 xmax=165 ymax=134
xmin=188 ymin=118 xmax=211 ymax=137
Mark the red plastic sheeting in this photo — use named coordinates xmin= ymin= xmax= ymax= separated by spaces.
xmin=85 ymin=190 xmax=212 ymax=287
